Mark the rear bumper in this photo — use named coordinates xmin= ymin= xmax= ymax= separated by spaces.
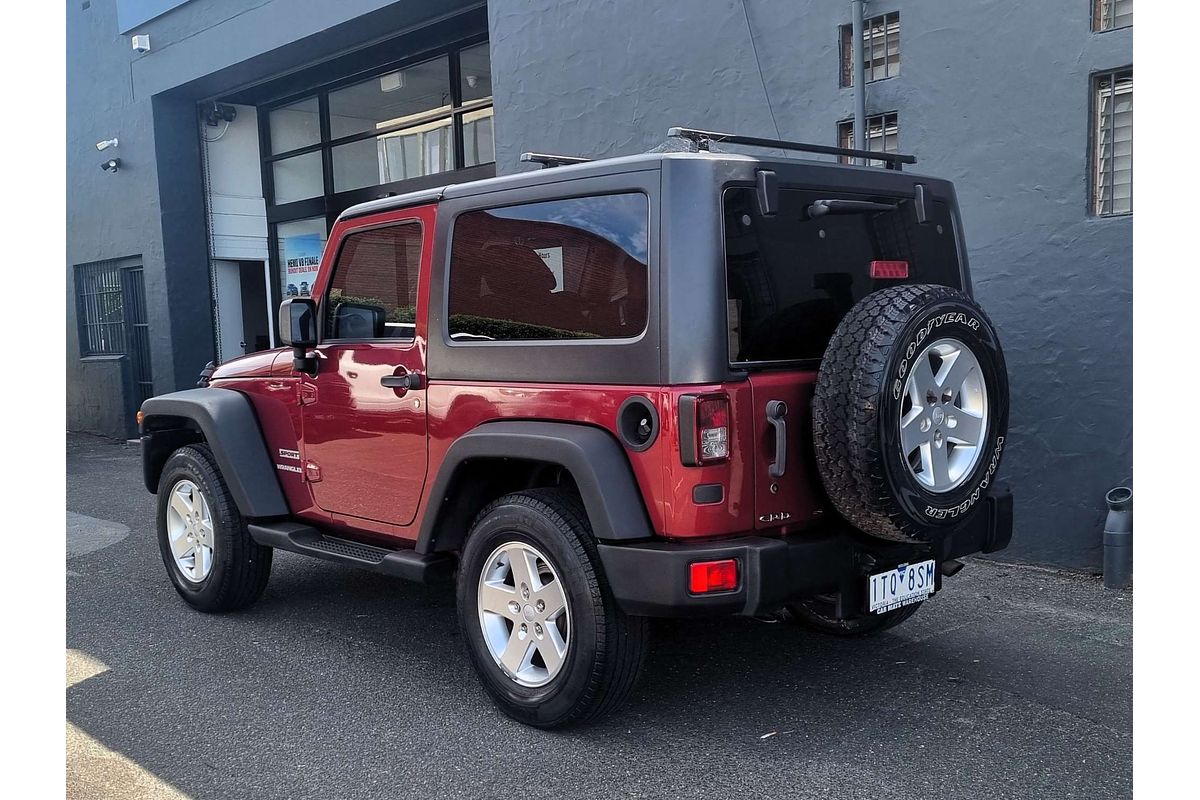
xmin=598 ymin=485 xmax=1012 ymax=617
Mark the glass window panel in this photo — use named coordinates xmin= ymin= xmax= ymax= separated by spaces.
xmin=271 ymin=151 xmax=323 ymax=204
xmin=269 ymin=96 xmax=320 ymax=154
xmin=332 ymin=115 xmax=453 ymax=191
xmin=462 ymin=106 xmax=495 ymax=167
xmin=448 ymin=193 xmax=650 ymax=341
xmin=328 ymin=55 xmax=451 ymax=139
xmin=326 ymin=223 xmax=423 ymax=339
xmin=276 ymin=217 xmax=327 ymax=300
xmin=459 ymin=42 xmax=493 ymax=103
xmin=1094 ymin=72 xmax=1132 ymax=215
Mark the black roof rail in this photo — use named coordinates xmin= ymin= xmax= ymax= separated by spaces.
xmin=666 ymin=126 xmax=917 ymax=171
xmin=520 ymin=152 xmax=592 ymax=169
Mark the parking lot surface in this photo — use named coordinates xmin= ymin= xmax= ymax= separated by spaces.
xmin=67 ymin=433 xmax=1131 ymax=799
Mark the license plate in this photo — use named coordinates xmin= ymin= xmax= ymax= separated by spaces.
xmin=868 ymin=560 xmax=937 ymax=614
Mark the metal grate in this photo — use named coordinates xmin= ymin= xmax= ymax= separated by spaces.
xmin=122 ymin=267 xmax=155 ymax=406
xmin=837 ymin=113 xmax=900 ymax=167
xmin=1093 ymin=69 xmax=1133 ymax=216
xmin=75 ymin=260 xmax=126 ymax=356
xmin=1093 ymin=0 xmax=1132 ymax=32
xmin=840 ymin=12 xmax=900 ymax=88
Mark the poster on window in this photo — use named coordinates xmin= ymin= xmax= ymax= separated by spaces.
xmin=281 ymin=233 xmax=324 ymax=299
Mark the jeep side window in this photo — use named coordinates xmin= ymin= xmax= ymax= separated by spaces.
xmin=447 ymin=193 xmax=649 ymax=341
xmin=325 ymin=222 xmax=422 ymax=340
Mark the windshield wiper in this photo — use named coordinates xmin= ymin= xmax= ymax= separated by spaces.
xmin=806 ymin=198 xmax=898 ymax=218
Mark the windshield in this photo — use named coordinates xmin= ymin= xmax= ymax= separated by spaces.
xmin=723 ymin=186 xmax=963 ymax=364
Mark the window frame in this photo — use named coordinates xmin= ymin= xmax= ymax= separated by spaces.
xmin=319 ymin=218 xmax=426 ymax=345
xmin=443 ymin=190 xmax=654 ymax=348
xmin=839 ymin=11 xmax=900 ymax=88
xmin=836 ymin=112 xmax=900 ymax=166
xmin=1090 ymin=67 xmax=1133 ymax=217
xmin=1092 ymin=0 xmax=1132 ymax=33
xmin=75 ymin=258 xmax=143 ymax=359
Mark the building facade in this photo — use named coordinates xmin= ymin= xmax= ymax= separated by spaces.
xmin=66 ymin=0 xmax=1132 ymax=569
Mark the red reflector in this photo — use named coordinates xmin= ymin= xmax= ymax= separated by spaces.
xmin=870 ymin=260 xmax=910 ymax=279
xmin=689 ymin=559 xmax=738 ymax=593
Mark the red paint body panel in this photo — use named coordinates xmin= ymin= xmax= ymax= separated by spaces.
xmin=744 ymin=370 xmax=829 ymax=532
xmin=299 ymin=205 xmax=435 ymax=527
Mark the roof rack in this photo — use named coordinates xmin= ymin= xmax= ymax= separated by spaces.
xmin=666 ymin=126 xmax=917 ymax=171
xmin=520 ymin=152 xmax=592 ymax=169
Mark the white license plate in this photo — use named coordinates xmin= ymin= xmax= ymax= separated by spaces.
xmin=868 ymin=560 xmax=937 ymax=614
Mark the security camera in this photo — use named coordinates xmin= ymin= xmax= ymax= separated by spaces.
xmin=101 ymin=158 xmax=121 ymax=173
xmin=202 ymin=102 xmax=238 ymax=127
xmin=95 ymin=137 xmax=119 ymax=151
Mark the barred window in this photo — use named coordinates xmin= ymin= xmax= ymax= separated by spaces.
xmin=1093 ymin=69 xmax=1132 ymax=216
xmin=840 ymin=12 xmax=900 ymax=87
xmin=838 ymin=113 xmax=899 ymax=167
xmin=75 ymin=260 xmax=126 ymax=356
xmin=1093 ymin=0 xmax=1132 ymax=32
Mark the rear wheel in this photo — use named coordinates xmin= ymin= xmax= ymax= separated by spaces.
xmin=457 ymin=488 xmax=646 ymax=728
xmin=785 ymin=594 xmax=922 ymax=636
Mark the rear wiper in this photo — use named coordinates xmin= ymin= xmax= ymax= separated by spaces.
xmin=806 ymin=198 xmax=898 ymax=218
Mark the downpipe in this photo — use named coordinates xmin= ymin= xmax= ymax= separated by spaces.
xmin=1103 ymin=486 xmax=1132 ymax=589
xmin=851 ymin=0 xmax=867 ymax=162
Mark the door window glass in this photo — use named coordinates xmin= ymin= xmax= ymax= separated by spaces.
xmin=326 ymin=223 xmax=423 ymax=340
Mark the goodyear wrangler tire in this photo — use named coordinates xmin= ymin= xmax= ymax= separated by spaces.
xmin=812 ymin=284 xmax=1008 ymax=542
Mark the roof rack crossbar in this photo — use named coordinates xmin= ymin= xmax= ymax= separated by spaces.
xmin=666 ymin=126 xmax=917 ymax=171
xmin=520 ymin=152 xmax=593 ymax=169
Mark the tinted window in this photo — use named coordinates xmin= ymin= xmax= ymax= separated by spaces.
xmin=326 ymin=223 xmax=423 ymax=340
xmin=724 ymin=187 xmax=961 ymax=363
xmin=448 ymin=194 xmax=649 ymax=341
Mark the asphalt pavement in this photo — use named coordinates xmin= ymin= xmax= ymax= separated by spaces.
xmin=66 ymin=432 xmax=1132 ymax=799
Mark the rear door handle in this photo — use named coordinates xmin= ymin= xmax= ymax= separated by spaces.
xmin=766 ymin=400 xmax=788 ymax=479
xmin=380 ymin=371 xmax=423 ymax=391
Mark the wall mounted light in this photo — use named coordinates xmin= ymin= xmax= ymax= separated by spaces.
xmin=131 ymin=34 xmax=150 ymax=53
xmin=100 ymin=158 xmax=121 ymax=173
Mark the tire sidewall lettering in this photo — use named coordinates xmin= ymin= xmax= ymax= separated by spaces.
xmin=879 ymin=298 xmax=1009 ymax=530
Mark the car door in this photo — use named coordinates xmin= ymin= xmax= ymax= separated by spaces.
xmin=299 ymin=210 xmax=432 ymax=526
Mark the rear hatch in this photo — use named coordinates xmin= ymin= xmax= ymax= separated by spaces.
xmin=721 ymin=181 xmax=966 ymax=530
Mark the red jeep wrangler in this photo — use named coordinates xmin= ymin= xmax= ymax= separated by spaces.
xmin=140 ymin=128 xmax=1011 ymax=728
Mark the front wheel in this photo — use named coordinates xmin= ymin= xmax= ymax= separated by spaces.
xmin=456 ymin=489 xmax=646 ymax=728
xmin=155 ymin=444 xmax=272 ymax=613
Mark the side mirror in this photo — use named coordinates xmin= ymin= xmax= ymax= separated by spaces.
xmin=279 ymin=298 xmax=317 ymax=375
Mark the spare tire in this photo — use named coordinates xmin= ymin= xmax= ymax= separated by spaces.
xmin=813 ymin=284 xmax=1008 ymax=542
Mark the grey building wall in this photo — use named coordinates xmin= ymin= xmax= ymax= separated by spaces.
xmin=488 ymin=0 xmax=1132 ymax=569
xmin=67 ymin=0 xmax=479 ymax=438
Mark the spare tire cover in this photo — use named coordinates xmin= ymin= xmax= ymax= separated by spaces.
xmin=812 ymin=284 xmax=1009 ymax=542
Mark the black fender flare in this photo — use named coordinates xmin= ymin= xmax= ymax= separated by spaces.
xmin=417 ymin=421 xmax=654 ymax=553
xmin=140 ymin=388 xmax=289 ymax=519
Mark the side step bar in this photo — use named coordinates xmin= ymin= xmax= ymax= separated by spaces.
xmin=248 ymin=521 xmax=454 ymax=584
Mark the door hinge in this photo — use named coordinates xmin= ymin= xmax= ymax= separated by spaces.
xmin=299 ymin=384 xmax=318 ymax=406
xmin=305 ymin=461 xmax=322 ymax=482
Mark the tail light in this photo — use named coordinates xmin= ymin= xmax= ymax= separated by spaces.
xmin=679 ymin=393 xmax=731 ymax=466
xmin=689 ymin=559 xmax=739 ymax=593
xmin=870 ymin=260 xmax=910 ymax=279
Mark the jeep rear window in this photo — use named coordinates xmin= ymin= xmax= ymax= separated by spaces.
xmin=448 ymin=193 xmax=649 ymax=341
xmin=723 ymin=187 xmax=962 ymax=364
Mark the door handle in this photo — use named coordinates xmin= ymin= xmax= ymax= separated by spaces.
xmin=766 ymin=400 xmax=788 ymax=479
xmin=381 ymin=372 xmax=423 ymax=391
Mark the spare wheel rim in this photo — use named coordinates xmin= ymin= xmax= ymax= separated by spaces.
xmin=898 ymin=337 xmax=989 ymax=493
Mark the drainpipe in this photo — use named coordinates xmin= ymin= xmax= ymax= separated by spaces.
xmin=1103 ymin=487 xmax=1132 ymax=589
xmin=851 ymin=0 xmax=867 ymax=163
